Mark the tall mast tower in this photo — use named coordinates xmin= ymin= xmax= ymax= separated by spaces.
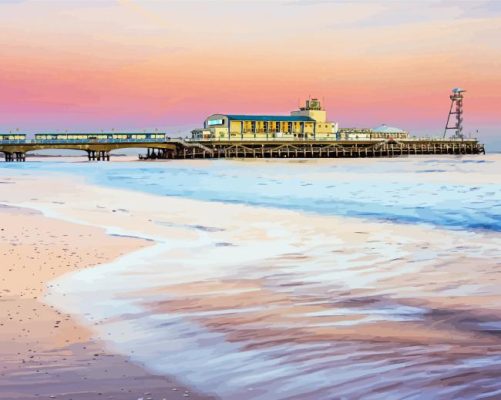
xmin=443 ymin=87 xmax=466 ymax=139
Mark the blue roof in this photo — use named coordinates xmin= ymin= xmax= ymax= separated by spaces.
xmin=225 ymin=115 xmax=315 ymax=122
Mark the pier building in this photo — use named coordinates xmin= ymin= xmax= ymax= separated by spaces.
xmin=192 ymin=98 xmax=339 ymax=141
xmin=0 ymin=89 xmax=486 ymax=162
xmin=35 ymin=132 xmax=166 ymax=141
xmin=339 ymin=125 xmax=409 ymax=140
xmin=0 ymin=133 xmax=26 ymax=141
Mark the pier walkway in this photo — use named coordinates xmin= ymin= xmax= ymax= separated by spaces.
xmin=0 ymin=137 xmax=485 ymax=162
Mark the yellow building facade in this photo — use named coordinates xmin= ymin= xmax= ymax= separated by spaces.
xmin=192 ymin=98 xmax=339 ymax=140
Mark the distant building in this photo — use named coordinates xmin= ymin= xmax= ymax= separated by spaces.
xmin=192 ymin=98 xmax=339 ymax=140
xmin=338 ymin=124 xmax=409 ymax=140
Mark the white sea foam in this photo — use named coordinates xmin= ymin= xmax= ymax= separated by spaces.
xmin=2 ymin=155 xmax=501 ymax=399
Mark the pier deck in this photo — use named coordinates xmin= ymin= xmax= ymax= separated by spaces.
xmin=145 ymin=138 xmax=485 ymax=160
xmin=0 ymin=138 xmax=485 ymax=162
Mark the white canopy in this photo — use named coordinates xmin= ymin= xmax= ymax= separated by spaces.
xmin=372 ymin=124 xmax=406 ymax=134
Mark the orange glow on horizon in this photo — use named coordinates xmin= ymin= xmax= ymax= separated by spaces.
xmin=0 ymin=1 xmax=500 ymax=143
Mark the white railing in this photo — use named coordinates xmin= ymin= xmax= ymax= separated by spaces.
xmin=186 ymin=136 xmax=478 ymax=142
xmin=0 ymin=136 xmax=480 ymax=145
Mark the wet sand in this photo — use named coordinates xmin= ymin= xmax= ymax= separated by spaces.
xmin=1 ymin=164 xmax=501 ymax=398
xmin=0 ymin=205 xmax=215 ymax=400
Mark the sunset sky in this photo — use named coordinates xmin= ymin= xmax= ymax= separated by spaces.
xmin=1 ymin=0 xmax=500 ymax=148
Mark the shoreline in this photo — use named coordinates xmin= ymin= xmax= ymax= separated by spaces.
xmin=0 ymin=204 xmax=215 ymax=400
xmin=1 ymin=163 xmax=501 ymax=399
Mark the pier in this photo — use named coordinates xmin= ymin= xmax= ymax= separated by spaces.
xmin=0 ymin=139 xmax=177 ymax=162
xmin=0 ymin=137 xmax=485 ymax=162
xmin=166 ymin=139 xmax=485 ymax=160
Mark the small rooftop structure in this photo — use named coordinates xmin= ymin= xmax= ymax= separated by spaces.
xmin=372 ymin=124 xmax=407 ymax=134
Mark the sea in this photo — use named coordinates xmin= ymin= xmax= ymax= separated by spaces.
xmin=2 ymin=154 xmax=501 ymax=399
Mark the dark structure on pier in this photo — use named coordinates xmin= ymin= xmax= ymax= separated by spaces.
xmin=444 ymin=88 xmax=466 ymax=139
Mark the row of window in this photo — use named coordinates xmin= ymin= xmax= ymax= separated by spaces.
xmin=35 ymin=134 xmax=165 ymax=140
xmin=0 ymin=135 xmax=27 ymax=140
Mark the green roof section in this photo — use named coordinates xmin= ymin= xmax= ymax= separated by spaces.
xmin=225 ymin=115 xmax=315 ymax=122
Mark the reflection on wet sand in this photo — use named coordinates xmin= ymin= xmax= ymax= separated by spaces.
xmin=1 ymin=156 xmax=500 ymax=399
xmin=133 ymin=226 xmax=501 ymax=399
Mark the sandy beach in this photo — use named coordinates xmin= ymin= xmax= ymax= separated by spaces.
xmin=0 ymin=204 xmax=214 ymax=400
xmin=1 ymin=156 xmax=500 ymax=399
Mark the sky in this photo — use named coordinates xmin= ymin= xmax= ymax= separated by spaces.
xmin=1 ymin=0 xmax=500 ymax=149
